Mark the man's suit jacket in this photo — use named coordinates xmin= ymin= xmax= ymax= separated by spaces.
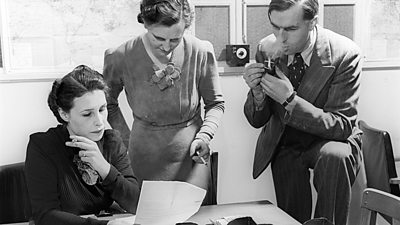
xmin=244 ymin=25 xmax=363 ymax=179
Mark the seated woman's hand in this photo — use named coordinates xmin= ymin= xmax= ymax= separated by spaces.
xmin=66 ymin=135 xmax=111 ymax=179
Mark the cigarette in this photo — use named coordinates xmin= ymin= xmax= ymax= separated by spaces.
xmin=196 ymin=151 xmax=207 ymax=165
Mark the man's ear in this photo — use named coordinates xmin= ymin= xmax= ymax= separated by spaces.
xmin=58 ymin=108 xmax=69 ymax=123
xmin=309 ymin=15 xmax=318 ymax=30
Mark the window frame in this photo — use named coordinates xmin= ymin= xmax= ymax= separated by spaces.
xmin=192 ymin=0 xmax=241 ymax=75
xmin=358 ymin=0 xmax=400 ymax=69
xmin=0 ymin=0 xmax=142 ymax=82
xmin=0 ymin=0 xmax=398 ymax=82
xmin=195 ymin=0 xmax=400 ymax=72
xmin=323 ymin=0 xmax=400 ymax=69
xmin=0 ymin=0 xmax=100 ymax=82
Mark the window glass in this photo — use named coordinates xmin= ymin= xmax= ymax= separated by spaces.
xmin=367 ymin=0 xmax=400 ymax=60
xmin=323 ymin=5 xmax=354 ymax=40
xmin=2 ymin=0 xmax=398 ymax=76
xmin=194 ymin=6 xmax=230 ymax=61
xmin=4 ymin=0 xmax=143 ymax=72
xmin=0 ymin=38 xmax=2 ymax=68
xmin=246 ymin=5 xmax=272 ymax=60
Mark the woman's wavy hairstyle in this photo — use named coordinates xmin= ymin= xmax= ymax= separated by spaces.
xmin=137 ymin=0 xmax=194 ymax=29
xmin=47 ymin=65 xmax=109 ymax=124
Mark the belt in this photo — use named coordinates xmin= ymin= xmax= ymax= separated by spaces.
xmin=133 ymin=113 xmax=201 ymax=130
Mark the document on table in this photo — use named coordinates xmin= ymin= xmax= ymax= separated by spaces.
xmin=134 ymin=180 xmax=207 ymax=225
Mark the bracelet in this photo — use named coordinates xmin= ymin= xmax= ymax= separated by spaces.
xmin=282 ymin=91 xmax=297 ymax=107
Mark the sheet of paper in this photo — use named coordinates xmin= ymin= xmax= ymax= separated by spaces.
xmin=134 ymin=180 xmax=206 ymax=225
xmin=83 ymin=214 xmax=135 ymax=223
xmin=113 ymin=215 xmax=136 ymax=223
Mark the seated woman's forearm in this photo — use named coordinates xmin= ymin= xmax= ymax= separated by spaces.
xmin=102 ymin=166 xmax=140 ymax=213
xmin=38 ymin=209 xmax=108 ymax=225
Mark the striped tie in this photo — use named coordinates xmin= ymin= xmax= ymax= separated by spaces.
xmin=288 ymin=53 xmax=305 ymax=90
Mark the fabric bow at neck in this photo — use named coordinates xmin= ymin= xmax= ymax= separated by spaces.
xmin=151 ymin=62 xmax=181 ymax=90
xmin=73 ymin=155 xmax=99 ymax=185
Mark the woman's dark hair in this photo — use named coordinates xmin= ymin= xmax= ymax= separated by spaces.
xmin=268 ymin=0 xmax=319 ymax=21
xmin=47 ymin=65 xmax=109 ymax=124
xmin=137 ymin=0 xmax=194 ymax=29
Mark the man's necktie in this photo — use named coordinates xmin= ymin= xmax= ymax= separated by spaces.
xmin=287 ymin=53 xmax=305 ymax=90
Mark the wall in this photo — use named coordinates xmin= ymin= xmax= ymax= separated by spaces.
xmin=1 ymin=68 xmax=399 ymax=205
xmin=358 ymin=69 xmax=400 ymax=160
xmin=0 ymin=81 xmax=56 ymax=164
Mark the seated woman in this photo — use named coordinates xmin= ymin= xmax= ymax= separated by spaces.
xmin=25 ymin=65 xmax=140 ymax=225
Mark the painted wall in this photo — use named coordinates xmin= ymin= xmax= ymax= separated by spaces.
xmin=1 ymin=68 xmax=399 ymax=205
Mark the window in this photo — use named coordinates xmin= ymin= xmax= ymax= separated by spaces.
xmin=194 ymin=3 xmax=232 ymax=62
xmin=192 ymin=0 xmax=399 ymax=73
xmin=363 ymin=0 xmax=400 ymax=67
xmin=321 ymin=0 xmax=400 ymax=68
xmin=191 ymin=0 xmax=363 ymax=75
xmin=322 ymin=3 xmax=355 ymax=40
xmin=0 ymin=0 xmax=398 ymax=81
xmin=0 ymin=0 xmax=144 ymax=80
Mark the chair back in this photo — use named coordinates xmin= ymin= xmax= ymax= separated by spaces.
xmin=360 ymin=188 xmax=400 ymax=225
xmin=358 ymin=120 xmax=400 ymax=196
xmin=0 ymin=162 xmax=32 ymax=223
xmin=203 ymin=152 xmax=218 ymax=205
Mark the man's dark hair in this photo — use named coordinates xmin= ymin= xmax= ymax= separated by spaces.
xmin=268 ymin=0 xmax=319 ymax=21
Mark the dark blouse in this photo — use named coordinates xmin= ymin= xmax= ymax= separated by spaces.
xmin=25 ymin=125 xmax=139 ymax=225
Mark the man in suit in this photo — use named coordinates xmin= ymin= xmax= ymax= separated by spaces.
xmin=243 ymin=0 xmax=362 ymax=224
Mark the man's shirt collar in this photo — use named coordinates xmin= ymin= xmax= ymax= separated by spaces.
xmin=287 ymin=27 xmax=316 ymax=67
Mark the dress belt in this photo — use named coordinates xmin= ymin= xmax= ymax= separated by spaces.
xmin=133 ymin=113 xmax=201 ymax=130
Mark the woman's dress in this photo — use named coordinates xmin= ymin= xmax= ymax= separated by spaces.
xmin=103 ymin=34 xmax=224 ymax=189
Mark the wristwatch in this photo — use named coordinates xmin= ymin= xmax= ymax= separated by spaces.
xmin=282 ymin=91 xmax=297 ymax=107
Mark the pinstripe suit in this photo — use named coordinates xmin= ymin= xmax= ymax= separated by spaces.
xmin=244 ymin=25 xmax=362 ymax=224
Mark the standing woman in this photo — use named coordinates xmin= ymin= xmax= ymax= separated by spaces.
xmin=103 ymin=0 xmax=224 ymax=194
xmin=25 ymin=65 xmax=139 ymax=225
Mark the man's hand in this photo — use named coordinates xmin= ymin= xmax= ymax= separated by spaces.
xmin=243 ymin=63 xmax=266 ymax=100
xmin=260 ymin=66 xmax=294 ymax=104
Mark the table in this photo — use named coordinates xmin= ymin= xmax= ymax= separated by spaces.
xmin=5 ymin=200 xmax=300 ymax=225
xmin=188 ymin=200 xmax=300 ymax=225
